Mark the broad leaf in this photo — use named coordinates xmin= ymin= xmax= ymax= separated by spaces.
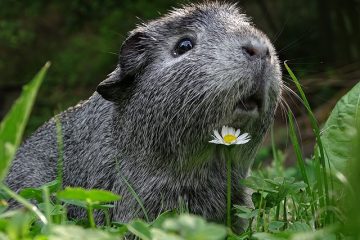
xmin=241 ymin=176 xmax=278 ymax=193
xmin=57 ymin=187 xmax=121 ymax=204
xmin=150 ymin=228 xmax=183 ymax=240
xmin=151 ymin=211 xmax=175 ymax=228
xmin=161 ymin=214 xmax=227 ymax=240
xmin=49 ymin=225 xmax=118 ymax=240
xmin=321 ymin=82 xmax=360 ymax=172
xmin=234 ymin=205 xmax=259 ymax=219
xmin=127 ymin=219 xmax=151 ymax=240
xmin=20 ymin=180 xmax=62 ymax=202
xmin=268 ymin=221 xmax=285 ymax=233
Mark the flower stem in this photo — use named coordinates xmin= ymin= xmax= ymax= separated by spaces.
xmin=226 ymin=151 xmax=232 ymax=229
xmin=87 ymin=202 xmax=96 ymax=228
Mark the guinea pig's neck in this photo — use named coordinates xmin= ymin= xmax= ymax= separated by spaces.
xmin=111 ymin=121 xmax=251 ymax=180
xmin=110 ymin=100 xmax=264 ymax=178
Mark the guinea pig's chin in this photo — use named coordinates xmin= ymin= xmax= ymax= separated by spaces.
xmin=220 ymin=112 xmax=257 ymax=132
xmin=233 ymin=107 xmax=260 ymax=119
xmin=227 ymin=108 xmax=260 ymax=129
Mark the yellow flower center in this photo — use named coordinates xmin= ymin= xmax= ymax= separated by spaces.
xmin=223 ymin=134 xmax=237 ymax=144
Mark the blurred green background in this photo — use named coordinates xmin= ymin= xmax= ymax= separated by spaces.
xmin=0 ymin=0 xmax=359 ymax=144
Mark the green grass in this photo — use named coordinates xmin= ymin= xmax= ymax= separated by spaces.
xmin=0 ymin=63 xmax=359 ymax=240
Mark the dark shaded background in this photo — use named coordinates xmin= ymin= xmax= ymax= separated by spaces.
xmin=0 ymin=0 xmax=359 ymax=158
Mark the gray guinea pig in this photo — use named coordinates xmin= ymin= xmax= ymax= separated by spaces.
xmin=6 ymin=2 xmax=282 ymax=231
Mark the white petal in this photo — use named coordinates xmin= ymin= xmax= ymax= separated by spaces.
xmin=230 ymin=127 xmax=237 ymax=135
xmin=214 ymin=130 xmax=222 ymax=141
xmin=235 ymin=129 xmax=241 ymax=137
xmin=238 ymin=133 xmax=249 ymax=140
xmin=221 ymin=126 xmax=227 ymax=137
xmin=209 ymin=139 xmax=222 ymax=144
xmin=226 ymin=126 xmax=232 ymax=136
xmin=235 ymin=133 xmax=251 ymax=144
xmin=234 ymin=138 xmax=251 ymax=144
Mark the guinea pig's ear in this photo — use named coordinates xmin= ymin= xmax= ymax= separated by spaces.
xmin=97 ymin=31 xmax=148 ymax=102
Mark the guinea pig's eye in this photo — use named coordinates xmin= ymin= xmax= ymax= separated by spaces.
xmin=173 ymin=38 xmax=194 ymax=56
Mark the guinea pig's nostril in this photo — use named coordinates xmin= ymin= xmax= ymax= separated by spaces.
xmin=242 ymin=42 xmax=270 ymax=60
xmin=242 ymin=46 xmax=257 ymax=57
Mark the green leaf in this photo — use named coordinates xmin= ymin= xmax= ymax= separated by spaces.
xmin=265 ymin=178 xmax=307 ymax=206
xmin=38 ymin=203 xmax=65 ymax=216
xmin=104 ymin=223 xmax=128 ymax=236
xmin=0 ymin=210 xmax=34 ymax=239
xmin=253 ymin=232 xmax=289 ymax=240
xmin=162 ymin=214 xmax=205 ymax=233
xmin=234 ymin=205 xmax=258 ymax=219
xmin=288 ymin=221 xmax=312 ymax=232
xmin=56 ymin=187 xmax=121 ymax=204
xmin=0 ymin=62 xmax=50 ymax=181
xmin=61 ymin=199 xmax=87 ymax=208
xmin=268 ymin=221 xmax=285 ymax=233
xmin=290 ymin=226 xmax=337 ymax=240
xmin=19 ymin=188 xmax=43 ymax=202
xmin=42 ymin=180 xmax=61 ymax=193
xmin=62 ymin=199 xmax=115 ymax=210
xmin=161 ymin=214 xmax=227 ymax=240
xmin=241 ymin=176 xmax=278 ymax=193
xmin=150 ymin=228 xmax=183 ymax=240
xmin=20 ymin=180 xmax=61 ymax=202
xmin=321 ymin=82 xmax=360 ymax=172
xmin=151 ymin=211 xmax=176 ymax=228
xmin=187 ymin=224 xmax=227 ymax=240
xmin=127 ymin=219 xmax=152 ymax=240
xmin=49 ymin=225 xmax=118 ymax=240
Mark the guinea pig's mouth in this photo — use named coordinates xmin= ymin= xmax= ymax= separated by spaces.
xmin=234 ymin=91 xmax=263 ymax=113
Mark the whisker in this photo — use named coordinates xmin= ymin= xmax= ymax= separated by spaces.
xmin=280 ymin=98 xmax=290 ymax=150
xmin=281 ymin=97 xmax=304 ymax=151
xmin=278 ymin=28 xmax=313 ymax=54
xmin=272 ymin=17 xmax=288 ymax=44
xmin=281 ymin=84 xmax=305 ymax=106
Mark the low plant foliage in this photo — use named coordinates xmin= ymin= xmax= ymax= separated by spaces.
xmin=0 ymin=63 xmax=359 ymax=239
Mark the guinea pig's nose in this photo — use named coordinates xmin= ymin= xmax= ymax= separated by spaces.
xmin=241 ymin=41 xmax=270 ymax=60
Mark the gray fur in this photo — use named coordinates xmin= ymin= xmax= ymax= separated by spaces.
xmin=6 ymin=2 xmax=282 ymax=231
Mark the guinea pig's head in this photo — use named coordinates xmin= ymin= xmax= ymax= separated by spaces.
xmin=97 ymin=2 xmax=282 ymax=158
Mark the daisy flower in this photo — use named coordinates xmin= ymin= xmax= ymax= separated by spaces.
xmin=209 ymin=126 xmax=251 ymax=145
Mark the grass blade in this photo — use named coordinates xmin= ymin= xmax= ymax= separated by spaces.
xmin=0 ymin=62 xmax=50 ymax=181
xmin=284 ymin=62 xmax=332 ymax=224
xmin=0 ymin=184 xmax=48 ymax=225
xmin=55 ymin=115 xmax=64 ymax=189
xmin=120 ymin=175 xmax=149 ymax=222
xmin=288 ymin=112 xmax=316 ymax=221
